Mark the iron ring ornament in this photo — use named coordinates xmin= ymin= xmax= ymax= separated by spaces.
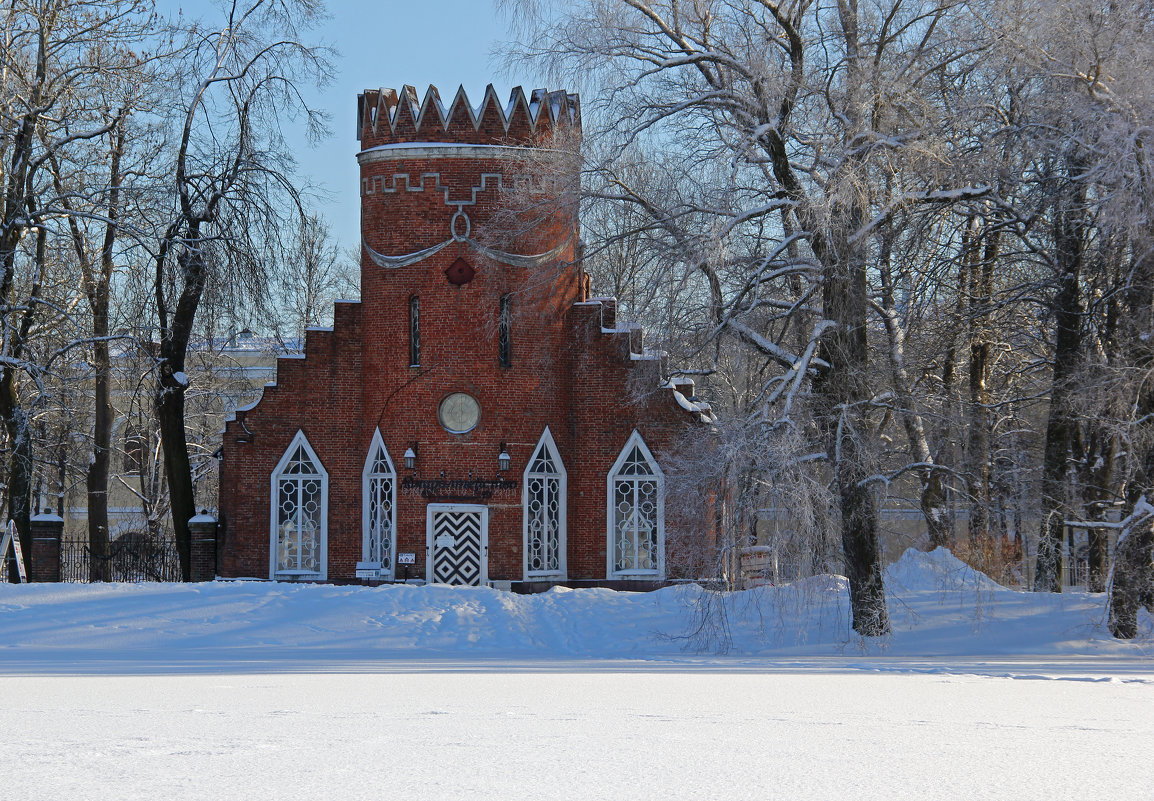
xmin=449 ymin=209 xmax=471 ymax=242
xmin=438 ymin=392 xmax=481 ymax=434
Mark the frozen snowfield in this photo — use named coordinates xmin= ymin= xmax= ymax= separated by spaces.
xmin=0 ymin=549 xmax=1151 ymax=799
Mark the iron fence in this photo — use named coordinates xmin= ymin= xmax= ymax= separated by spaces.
xmin=59 ymin=534 xmax=181 ymax=583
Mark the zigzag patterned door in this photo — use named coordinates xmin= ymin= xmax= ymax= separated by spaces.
xmin=426 ymin=504 xmax=488 ymax=586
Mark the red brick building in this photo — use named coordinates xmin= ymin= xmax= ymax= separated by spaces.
xmin=217 ymin=85 xmax=714 ymax=587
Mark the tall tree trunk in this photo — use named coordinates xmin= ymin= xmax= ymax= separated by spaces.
xmin=1108 ymin=512 xmax=1154 ymax=639
xmin=156 ymin=371 xmax=193 ymax=580
xmin=811 ymin=1 xmax=888 ymax=636
xmin=1081 ymin=427 xmax=1117 ymax=592
xmin=1109 ymin=236 xmax=1154 ymax=634
xmin=85 ymin=182 xmax=119 ymax=582
xmin=1035 ymin=177 xmax=1086 ymax=591
xmin=967 ymin=221 xmax=1001 ymax=557
xmin=155 ymin=223 xmax=209 ymax=582
xmin=55 ymin=434 xmax=66 ymax=518
xmin=0 ymin=30 xmax=45 ymax=582
xmin=0 ymin=228 xmax=46 ymax=581
xmin=815 ymin=209 xmax=888 ymax=634
xmin=930 ymin=266 xmax=965 ymax=548
xmin=56 ymin=122 xmax=125 ymax=582
xmin=1078 ymin=251 xmax=1125 ymax=593
xmin=86 ymin=334 xmax=112 ymax=581
xmin=877 ymin=227 xmax=950 ymax=548
xmin=815 ymin=240 xmax=888 ymax=634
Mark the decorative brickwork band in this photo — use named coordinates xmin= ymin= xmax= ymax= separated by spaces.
xmin=188 ymin=512 xmax=219 ymax=582
xmin=29 ymin=513 xmax=63 ymax=583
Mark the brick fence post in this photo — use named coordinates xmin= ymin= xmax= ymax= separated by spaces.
xmin=29 ymin=512 xmax=63 ymax=583
xmin=188 ymin=511 xmax=219 ymax=582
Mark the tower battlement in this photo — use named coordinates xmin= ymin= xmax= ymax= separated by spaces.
xmin=357 ymin=84 xmax=580 ymax=149
xmin=217 ymin=79 xmax=711 ymax=590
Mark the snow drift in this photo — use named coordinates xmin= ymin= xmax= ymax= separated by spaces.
xmin=0 ymin=548 xmax=1148 ymax=672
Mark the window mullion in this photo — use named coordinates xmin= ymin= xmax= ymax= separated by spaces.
xmin=631 ymin=479 xmax=640 ymax=561
xmin=299 ymin=478 xmax=308 ymax=569
xmin=292 ymin=478 xmax=302 ymax=569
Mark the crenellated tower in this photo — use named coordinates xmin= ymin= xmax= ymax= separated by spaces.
xmin=355 ymin=85 xmax=586 ymax=492
xmin=217 ymin=83 xmax=712 ymax=588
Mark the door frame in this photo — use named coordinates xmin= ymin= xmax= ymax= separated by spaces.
xmin=425 ymin=503 xmax=489 ymax=586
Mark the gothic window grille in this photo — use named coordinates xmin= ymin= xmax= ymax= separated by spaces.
xmin=607 ymin=431 xmax=664 ymax=578
xmin=362 ymin=429 xmax=397 ymax=578
xmin=270 ymin=431 xmax=328 ymax=579
xmin=523 ymin=427 xmax=566 ymax=578
xmin=409 ymin=294 xmax=420 ymax=367
xmin=498 ymin=294 xmax=512 ymax=368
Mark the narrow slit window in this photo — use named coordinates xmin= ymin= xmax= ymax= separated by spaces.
xmin=498 ymin=294 xmax=512 ymax=368
xmin=409 ymin=295 xmax=420 ymax=367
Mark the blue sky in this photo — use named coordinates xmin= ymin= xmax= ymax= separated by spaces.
xmin=167 ymin=1 xmax=549 ymax=256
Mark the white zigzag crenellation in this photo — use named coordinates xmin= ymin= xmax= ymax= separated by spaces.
xmin=358 ymin=84 xmax=580 ymax=139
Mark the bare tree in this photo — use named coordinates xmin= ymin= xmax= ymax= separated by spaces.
xmin=976 ymin=2 xmax=1154 ymax=594
xmin=0 ymin=0 xmax=157 ymax=577
xmin=502 ymin=0 xmax=996 ymax=634
xmin=261 ymin=213 xmax=356 ymax=348
xmin=149 ymin=0 xmax=332 ymax=579
xmin=48 ymin=36 xmax=167 ymax=578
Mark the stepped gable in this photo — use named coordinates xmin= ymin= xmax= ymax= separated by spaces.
xmin=357 ymin=84 xmax=580 ymax=149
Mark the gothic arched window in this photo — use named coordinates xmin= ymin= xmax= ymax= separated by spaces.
xmin=270 ymin=430 xmax=328 ymax=580
xmin=523 ymin=427 xmax=566 ymax=578
xmin=607 ymin=430 xmax=664 ymax=579
xmin=362 ymin=429 xmax=397 ymax=578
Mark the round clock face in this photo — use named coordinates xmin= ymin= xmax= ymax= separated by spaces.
xmin=437 ymin=392 xmax=481 ymax=434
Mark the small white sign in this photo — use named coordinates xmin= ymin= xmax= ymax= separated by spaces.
xmin=355 ymin=561 xmax=381 ymax=580
xmin=397 ymin=552 xmax=416 ymax=565
xmin=435 ymin=533 xmax=456 ymax=550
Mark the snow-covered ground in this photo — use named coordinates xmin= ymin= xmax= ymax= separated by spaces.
xmin=1 ymin=549 xmax=1151 ymax=799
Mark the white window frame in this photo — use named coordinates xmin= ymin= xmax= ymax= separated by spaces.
xmin=361 ymin=428 xmax=398 ymax=579
xmin=606 ymin=429 xmax=665 ymax=580
xmin=522 ymin=426 xmax=567 ymax=580
xmin=269 ymin=429 xmax=329 ymax=580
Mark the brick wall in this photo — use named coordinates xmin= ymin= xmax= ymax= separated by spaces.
xmin=218 ymin=84 xmax=712 ymax=584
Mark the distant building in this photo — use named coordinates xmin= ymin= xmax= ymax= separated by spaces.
xmin=60 ymin=332 xmax=282 ymax=544
xmin=217 ymin=85 xmax=714 ymax=587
